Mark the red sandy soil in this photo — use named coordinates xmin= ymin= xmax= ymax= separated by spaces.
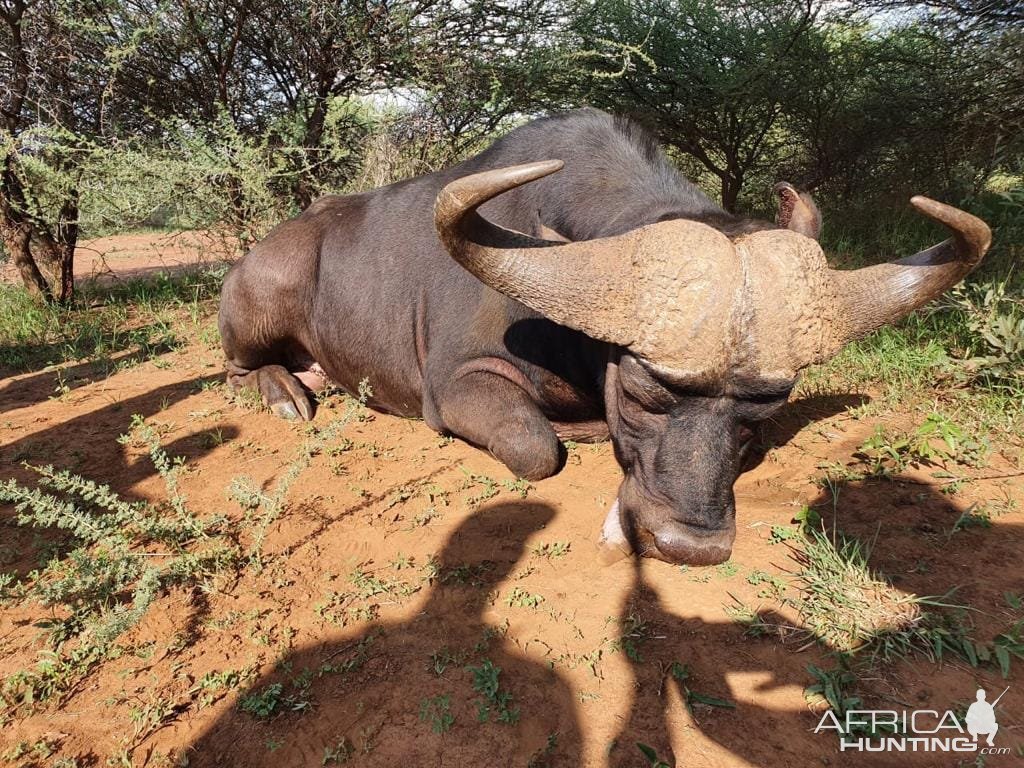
xmin=0 ymin=230 xmax=235 ymax=287
xmin=1 ymin=239 xmax=1023 ymax=767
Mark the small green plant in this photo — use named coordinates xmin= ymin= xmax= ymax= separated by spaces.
xmin=723 ymin=599 xmax=772 ymax=638
xmin=501 ymin=477 xmax=533 ymax=498
xmin=313 ymin=590 xmax=381 ymax=627
xmin=855 ymin=413 xmax=988 ymax=476
xmin=0 ymin=418 xmax=237 ymax=710
xmin=949 ymin=503 xmax=993 ymax=534
xmin=527 ymin=733 xmax=560 ymax=768
xmin=532 ymin=541 xmax=571 ymax=559
xmin=429 ymin=647 xmax=466 ymax=676
xmin=418 ymin=694 xmax=455 ymax=734
xmin=190 ymin=666 xmax=255 ymax=708
xmin=459 ymin=469 xmax=500 ymax=505
xmin=669 ymin=662 xmax=736 ymax=713
xmin=715 ymin=560 xmax=739 ymax=578
xmin=2 ymin=737 xmax=58 ymax=761
xmin=440 ymin=561 xmax=494 ymax=587
xmin=769 ymin=524 xmax=800 ymax=543
xmin=506 ymin=586 xmax=545 ymax=609
xmin=240 ymin=682 xmax=285 ymax=718
xmin=611 ymin=612 xmax=651 ymax=663
xmin=228 ymin=381 xmax=371 ymax=569
xmin=468 ymin=660 xmax=519 ymax=724
xmin=804 ymin=663 xmax=865 ymax=736
xmin=746 ymin=569 xmax=787 ymax=599
xmin=637 ymin=742 xmax=671 ymax=768
xmin=349 ymin=567 xmax=418 ymax=600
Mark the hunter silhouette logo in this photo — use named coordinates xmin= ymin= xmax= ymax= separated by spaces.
xmin=966 ymin=686 xmax=1007 ymax=747
xmin=814 ymin=685 xmax=1011 ymax=755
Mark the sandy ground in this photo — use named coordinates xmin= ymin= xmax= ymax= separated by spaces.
xmin=1 ymin=239 xmax=1023 ymax=767
xmin=0 ymin=230 xmax=235 ymax=287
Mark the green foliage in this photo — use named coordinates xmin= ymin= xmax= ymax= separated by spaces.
xmin=418 ymin=694 xmax=455 ymax=734
xmin=943 ymin=278 xmax=1024 ymax=391
xmin=668 ymin=661 xmax=736 ymax=713
xmin=505 ymin=586 xmax=545 ymax=609
xmin=637 ymin=742 xmax=671 ymax=768
xmin=0 ymin=266 xmax=223 ymax=374
xmin=239 ymin=682 xmax=286 ymax=719
xmin=786 ymin=525 xmax=1024 ymax=676
xmin=531 ymin=541 xmax=571 ymax=560
xmin=0 ymin=417 xmax=237 ymax=710
xmin=611 ymin=612 xmax=651 ymax=662
xmin=468 ymin=660 xmax=519 ymax=724
xmin=787 ymin=527 xmax=925 ymax=655
xmin=228 ymin=381 xmax=371 ymax=569
xmin=855 ymin=412 xmax=988 ymax=476
xmin=805 ymin=663 xmax=864 ymax=736
xmin=190 ymin=667 xmax=255 ymax=709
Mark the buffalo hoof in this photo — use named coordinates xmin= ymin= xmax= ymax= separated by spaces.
xmin=270 ymin=401 xmax=304 ymax=421
xmin=228 ymin=364 xmax=314 ymax=421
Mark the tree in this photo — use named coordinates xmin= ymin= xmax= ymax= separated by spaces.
xmin=559 ymin=0 xmax=820 ymax=211
xmin=0 ymin=0 xmax=109 ymax=302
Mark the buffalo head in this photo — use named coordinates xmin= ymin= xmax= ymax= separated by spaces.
xmin=434 ymin=161 xmax=991 ymax=565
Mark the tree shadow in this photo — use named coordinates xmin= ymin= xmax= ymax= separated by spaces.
xmin=743 ymin=392 xmax=870 ymax=472
xmin=184 ymin=502 xmax=583 ymax=767
xmin=0 ymin=374 xmax=227 ymax=576
xmin=0 ymin=340 xmax=185 ymax=410
xmin=76 ymin=261 xmax=230 ymax=288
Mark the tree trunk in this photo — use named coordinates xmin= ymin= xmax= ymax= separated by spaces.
xmin=55 ymin=195 xmax=79 ymax=304
xmin=0 ymin=155 xmax=52 ymax=299
xmin=0 ymin=209 xmax=52 ymax=300
xmin=720 ymin=176 xmax=741 ymax=213
xmin=32 ymin=228 xmax=77 ymax=304
xmin=292 ymin=95 xmax=329 ymax=210
xmin=1 ymin=155 xmax=78 ymax=303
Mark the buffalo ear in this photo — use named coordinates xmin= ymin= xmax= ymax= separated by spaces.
xmin=773 ymin=182 xmax=821 ymax=241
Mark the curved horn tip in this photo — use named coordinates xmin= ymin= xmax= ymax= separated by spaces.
xmin=436 ymin=159 xmax=566 ymax=220
xmin=509 ymin=159 xmax=564 ymax=183
xmin=909 ymin=195 xmax=993 ymax=252
xmin=773 ymin=181 xmax=798 ymax=197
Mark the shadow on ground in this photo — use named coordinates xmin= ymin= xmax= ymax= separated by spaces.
xmin=0 ymin=375 xmax=225 ymax=577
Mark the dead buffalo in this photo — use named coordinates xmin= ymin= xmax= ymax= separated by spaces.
xmin=218 ymin=108 xmax=991 ymax=565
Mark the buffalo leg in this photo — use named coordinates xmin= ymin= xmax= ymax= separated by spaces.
xmin=227 ymin=363 xmax=314 ymax=421
xmin=434 ymin=371 xmax=565 ymax=481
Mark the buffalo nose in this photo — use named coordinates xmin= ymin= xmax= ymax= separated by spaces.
xmin=652 ymin=520 xmax=735 ymax=565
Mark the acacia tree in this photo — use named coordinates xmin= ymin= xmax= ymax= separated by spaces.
xmin=549 ymin=0 xmax=1023 ymax=213
xmin=110 ymin=0 xmax=561 ymax=212
xmin=0 ymin=0 xmax=111 ymax=302
xmin=558 ymin=0 xmax=820 ymax=211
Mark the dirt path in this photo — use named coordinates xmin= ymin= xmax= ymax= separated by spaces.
xmin=1 ymin=248 xmax=1022 ymax=767
xmin=0 ymin=230 xmax=235 ymax=288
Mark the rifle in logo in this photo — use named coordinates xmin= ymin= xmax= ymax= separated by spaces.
xmin=966 ymin=686 xmax=1008 ymax=747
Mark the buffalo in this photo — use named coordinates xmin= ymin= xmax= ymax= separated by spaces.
xmin=219 ymin=108 xmax=991 ymax=565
